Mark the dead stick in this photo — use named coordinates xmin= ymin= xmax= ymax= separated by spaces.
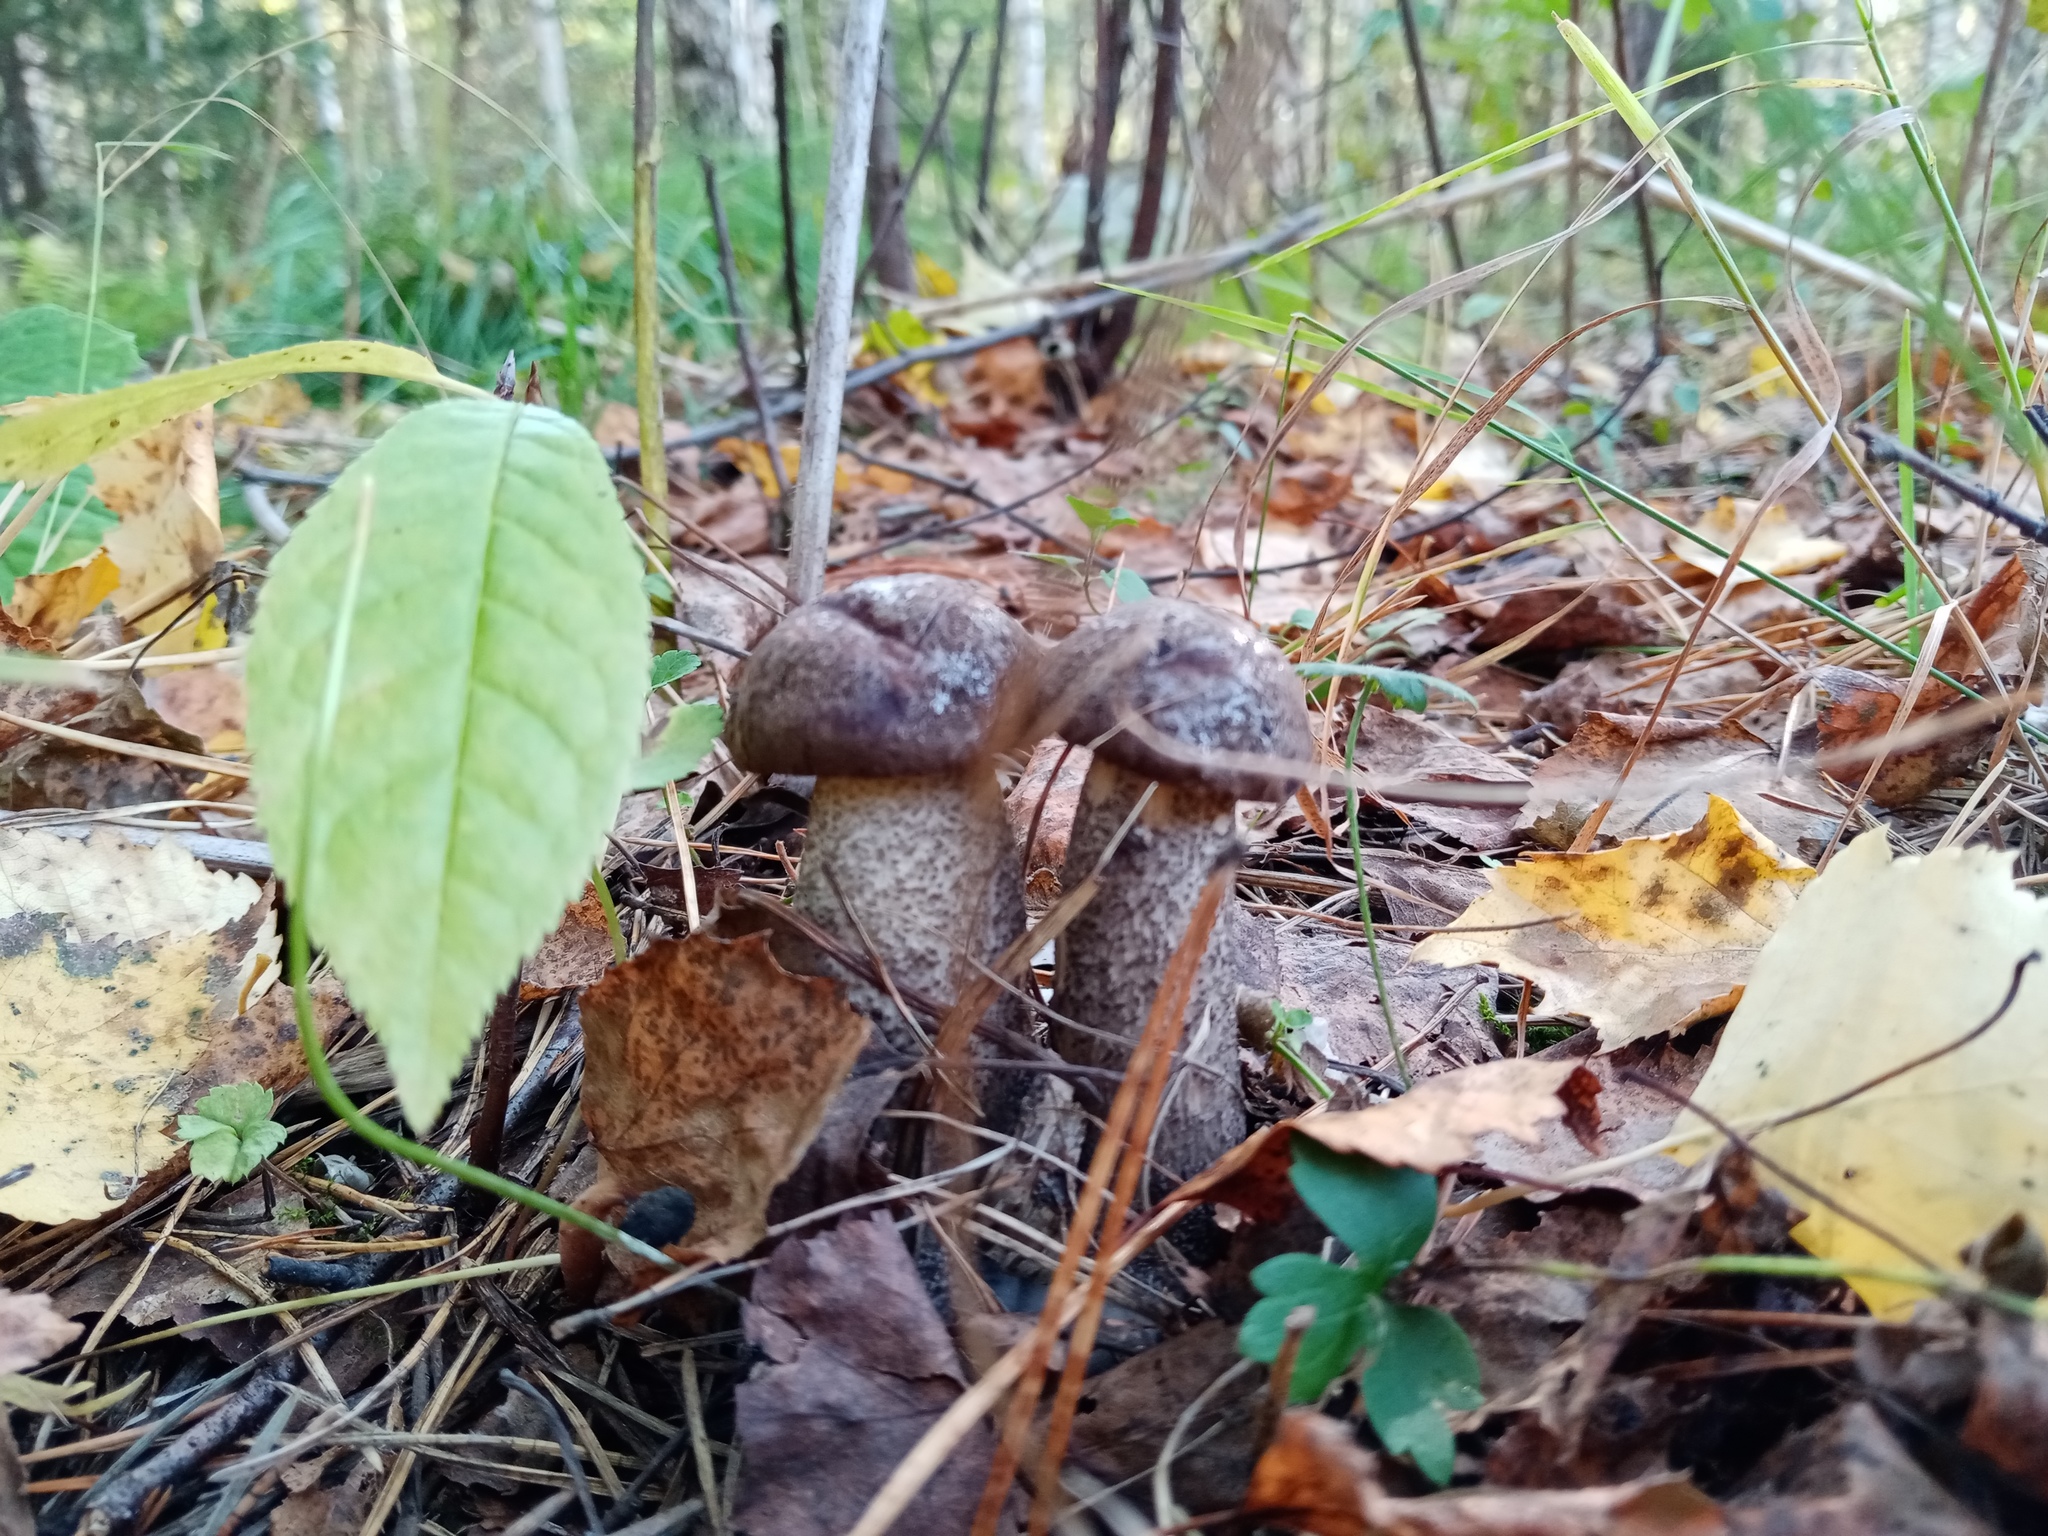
xmin=468 ymin=985 xmax=522 ymax=1176
xmin=1395 ymin=0 xmax=1463 ymax=270
xmin=854 ymin=28 xmax=978 ymax=296
xmin=701 ymin=155 xmax=791 ymax=542
xmin=787 ymin=0 xmax=888 ymax=603
xmin=770 ymin=22 xmax=807 ymax=385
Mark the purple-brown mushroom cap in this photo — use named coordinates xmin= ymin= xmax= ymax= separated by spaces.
xmin=1037 ymin=600 xmax=1311 ymax=800
xmin=726 ymin=574 xmax=1036 ymax=777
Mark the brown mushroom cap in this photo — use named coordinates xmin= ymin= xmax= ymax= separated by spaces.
xmin=1037 ymin=599 xmax=1311 ymax=800
xmin=726 ymin=574 xmax=1036 ymax=777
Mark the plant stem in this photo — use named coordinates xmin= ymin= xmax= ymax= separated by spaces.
xmin=1343 ymin=698 xmax=1405 ymax=1087
xmin=632 ymin=0 xmax=667 ymax=541
xmin=771 ymin=22 xmax=807 ymax=386
xmin=286 ymin=910 xmax=670 ymax=1269
xmin=592 ymin=862 xmax=628 ymax=964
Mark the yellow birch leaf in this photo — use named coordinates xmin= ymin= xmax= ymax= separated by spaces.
xmin=1680 ymin=832 xmax=2048 ymax=1317
xmin=6 ymin=548 xmax=121 ymax=643
xmin=1672 ymin=497 xmax=1847 ymax=583
xmin=1414 ymin=795 xmax=1814 ymax=1049
xmin=0 ymin=827 xmax=279 ymax=1224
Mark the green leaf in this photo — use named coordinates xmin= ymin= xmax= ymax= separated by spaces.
xmin=650 ymin=649 xmax=701 ymax=689
xmin=1067 ymin=495 xmax=1137 ymax=535
xmin=1101 ymin=567 xmax=1153 ymax=604
xmin=174 ymin=1083 xmax=286 ymax=1184
xmin=1238 ymin=1254 xmax=1383 ymax=1404
xmin=0 ymin=305 xmax=141 ymax=404
xmin=1 ymin=475 xmax=117 ymax=581
xmin=1361 ymin=1302 xmax=1483 ymax=1485
xmin=1289 ymin=1136 xmax=1440 ymax=1287
xmin=631 ymin=699 xmax=723 ymax=791
xmin=1293 ymin=662 xmax=1476 ymax=714
xmin=247 ymin=397 xmax=648 ymax=1130
xmin=0 ymin=339 xmax=480 ymax=483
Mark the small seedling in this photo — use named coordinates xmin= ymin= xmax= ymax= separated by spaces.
xmin=650 ymin=648 xmax=702 ymax=689
xmin=1238 ymin=1135 xmax=1482 ymax=1484
xmin=175 ymin=1083 xmax=288 ymax=1184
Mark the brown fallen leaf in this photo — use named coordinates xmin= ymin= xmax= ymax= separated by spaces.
xmin=1417 ymin=796 xmax=1813 ymax=1050
xmin=0 ymin=1290 xmax=83 ymax=1374
xmin=1810 ymin=665 xmax=1993 ymax=808
xmin=517 ymin=881 xmax=613 ymax=997
xmin=1470 ymin=587 xmax=1664 ymax=655
xmin=1351 ymin=704 xmax=1530 ymax=848
xmin=1727 ymin=1403 xmax=1994 ymax=1534
xmin=1245 ymin=1409 xmax=1724 ymax=1535
xmin=1 ymin=679 xmax=212 ymax=811
xmin=0 ymin=826 xmax=282 ymax=1224
xmin=570 ymin=927 xmax=869 ymax=1282
xmin=1294 ymin=1057 xmax=1599 ymax=1173
xmin=6 ymin=548 xmax=119 ymax=645
xmin=1959 ymin=1313 xmax=2048 ymax=1499
xmin=734 ymin=1212 xmax=1015 ymax=1534
xmin=1518 ymin=712 xmax=1832 ymax=854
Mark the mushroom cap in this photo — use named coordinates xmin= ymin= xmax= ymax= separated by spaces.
xmin=1037 ymin=600 xmax=1311 ymax=800
xmin=726 ymin=574 xmax=1036 ymax=777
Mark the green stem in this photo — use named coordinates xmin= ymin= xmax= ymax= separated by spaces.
xmin=593 ymin=861 xmax=628 ymax=964
xmin=1343 ymin=698 xmax=1406 ymax=1087
xmin=287 ymin=909 xmax=672 ymax=1270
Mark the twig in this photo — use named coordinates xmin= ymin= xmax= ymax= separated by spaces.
xmin=469 ymin=985 xmax=522 ymax=1176
xmin=770 ymin=22 xmax=807 ymax=385
xmin=1395 ymin=0 xmax=1463 ymax=269
xmin=1856 ymin=424 xmax=2048 ymax=544
xmin=498 ymin=1370 xmax=603 ymax=1536
xmin=854 ymin=29 xmax=978 ymax=296
xmin=701 ymin=153 xmax=791 ymax=547
xmin=788 ymin=0 xmax=890 ymax=603
xmin=973 ymin=0 xmax=1009 ymax=225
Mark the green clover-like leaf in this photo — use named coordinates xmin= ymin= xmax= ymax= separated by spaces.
xmin=175 ymin=1083 xmax=287 ymax=1184
xmin=1238 ymin=1253 xmax=1382 ymax=1404
xmin=1066 ymin=495 xmax=1138 ymax=535
xmin=1293 ymin=662 xmax=1476 ymax=714
xmin=1289 ymin=1136 xmax=1440 ymax=1288
xmin=631 ymin=700 xmax=723 ymax=792
xmin=1361 ymin=1302 xmax=1483 ymax=1486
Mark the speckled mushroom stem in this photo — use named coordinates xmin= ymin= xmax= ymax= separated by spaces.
xmin=1050 ymin=757 xmax=1248 ymax=1182
xmin=792 ymin=770 xmax=1028 ymax=1064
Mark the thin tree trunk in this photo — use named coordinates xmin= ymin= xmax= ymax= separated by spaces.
xmin=381 ymin=0 xmax=421 ymax=160
xmin=296 ymin=0 xmax=347 ymax=140
xmin=666 ymin=0 xmax=739 ymax=133
xmin=529 ymin=0 xmax=584 ymax=187
xmin=1013 ymin=0 xmax=1047 ymax=188
xmin=772 ymin=21 xmax=808 ymax=382
xmin=787 ymin=0 xmax=888 ymax=604
xmin=864 ymin=33 xmax=916 ymax=295
xmin=1394 ymin=0 xmax=1462 ymax=269
xmin=1076 ymin=0 xmax=1133 ymax=276
xmin=975 ymin=0 xmax=1009 ymax=220
xmin=1082 ymin=0 xmax=1177 ymax=388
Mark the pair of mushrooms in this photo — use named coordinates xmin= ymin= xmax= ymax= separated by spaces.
xmin=724 ymin=574 xmax=1310 ymax=1178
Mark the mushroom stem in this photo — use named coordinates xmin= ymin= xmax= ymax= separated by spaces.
xmin=794 ymin=771 xmax=1026 ymax=1060
xmin=1051 ymin=758 xmax=1248 ymax=1181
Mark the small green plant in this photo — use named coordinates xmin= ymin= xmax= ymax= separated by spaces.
xmin=1238 ymin=1136 xmax=1482 ymax=1484
xmin=1295 ymin=660 xmax=1476 ymax=714
xmin=649 ymin=648 xmax=702 ymax=689
xmin=175 ymin=1083 xmax=288 ymax=1184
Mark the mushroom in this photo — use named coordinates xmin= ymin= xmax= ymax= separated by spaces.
xmin=725 ymin=574 xmax=1038 ymax=1061
xmin=1036 ymin=599 xmax=1311 ymax=1179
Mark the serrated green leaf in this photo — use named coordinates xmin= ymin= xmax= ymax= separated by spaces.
xmin=0 ymin=339 xmax=480 ymax=483
xmin=1292 ymin=662 xmax=1477 ymax=714
xmin=650 ymin=649 xmax=701 ymax=689
xmin=1361 ymin=1302 xmax=1483 ymax=1485
xmin=1067 ymin=495 xmax=1137 ymax=535
xmin=0 ymin=305 xmax=141 ymax=404
xmin=1290 ymin=1136 xmax=1440 ymax=1287
xmin=631 ymin=699 xmax=723 ymax=791
xmin=1239 ymin=1254 xmax=1382 ymax=1404
xmin=175 ymin=1083 xmax=286 ymax=1183
xmin=247 ymin=398 xmax=647 ymax=1130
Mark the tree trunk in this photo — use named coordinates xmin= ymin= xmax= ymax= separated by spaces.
xmin=1075 ymin=0 xmax=1132 ymax=276
xmin=1080 ymin=0 xmax=1177 ymax=389
xmin=863 ymin=33 xmax=915 ymax=295
xmin=381 ymin=0 xmax=421 ymax=160
xmin=0 ymin=19 xmax=42 ymax=214
xmin=666 ymin=0 xmax=771 ymax=137
xmin=296 ymin=0 xmax=347 ymax=139
xmin=1011 ymin=0 xmax=1047 ymax=187
xmin=528 ymin=0 xmax=584 ymax=186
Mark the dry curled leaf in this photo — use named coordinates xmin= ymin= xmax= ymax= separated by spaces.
xmin=1672 ymin=498 xmax=1847 ymax=582
xmin=1245 ymin=1409 xmax=1723 ymax=1535
xmin=0 ymin=826 xmax=281 ymax=1223
xmin=1810 ymin=666 xmax=1994 ymax=809
xmin=574 ymin=927 xmax=870 ymax=1268
xmin=0 ymin=1289 xmax=82 ymax=1374
xmin=1422 ymin=796 xmax=1814 ymax=1049
xmin=1682 ymin=831 xmax=2048 ymax=1317
xmin=517 ymin=881 xmax=614 ymax=997
xmin=1294 ymin=1058 xmax=1601 ymax=1173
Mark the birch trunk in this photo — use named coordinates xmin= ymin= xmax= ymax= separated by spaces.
xmin=381 ymin=0 xmax=421 ymax=160
xmin=528 ymin=0 xmax=584 ymax=186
